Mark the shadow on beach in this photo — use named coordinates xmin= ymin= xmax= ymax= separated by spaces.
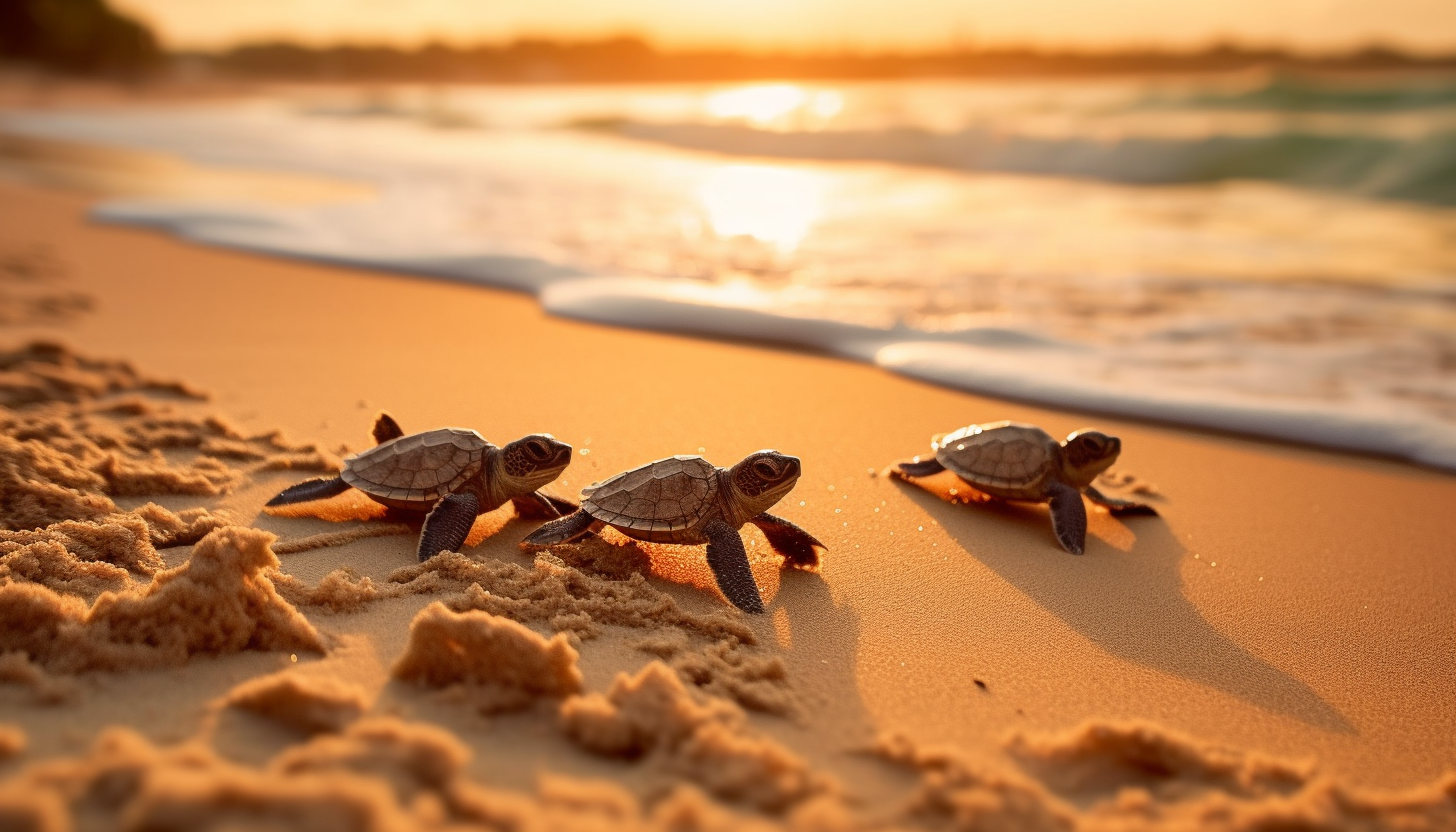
xmin=895 ymin=480 xmax=1352 ymax=734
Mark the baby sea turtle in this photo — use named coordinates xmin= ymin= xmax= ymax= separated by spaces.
xmin=893 ymin=421 xmax=1155 ymax=554
xmin=521 ymin=451 xmax=825 ymax=613
xmin=267 ymin=412 xmax=574 ymax=561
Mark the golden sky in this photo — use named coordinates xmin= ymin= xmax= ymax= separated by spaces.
xmin=113 ymin=0 xmax=1456 ymax=52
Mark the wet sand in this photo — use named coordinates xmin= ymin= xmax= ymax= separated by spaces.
xmin=1 ymin=173 xmax=1454 ymax=829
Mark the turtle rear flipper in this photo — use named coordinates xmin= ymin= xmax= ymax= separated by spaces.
xmin=704 ymin=519 xmax=765 ymax=614
xmin=1084 ymin=485 xmax=1158 ymax=516
xmin=418 ymin=491 xmax=480 ymax=561
xmin=1048 ymin=481 xmax=1088 ymax=555
xmin=266 ymin=476 xmax=352 ymax=507
xmin=749 ymin=512 xmax=824 ymax=570
xmin=372 ymin=412 xmax=405 ymax=444
xmin=521 ymin=510 xmax=598 ymax=551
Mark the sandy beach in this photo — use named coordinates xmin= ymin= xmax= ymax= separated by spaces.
xmin=2 ymin=160 xmax=1455 ymax=832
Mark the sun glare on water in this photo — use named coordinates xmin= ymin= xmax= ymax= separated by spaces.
xmin=704 ymin=83 xmax=842 ymax=129
xmin=697 ymin=164 xmax=825 ymax=253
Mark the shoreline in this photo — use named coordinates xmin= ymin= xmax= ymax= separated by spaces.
xmin=1 ymin=171 xmax=1454 ymax=827
xmin=5 ymin=117 xmax=1452 ymax=473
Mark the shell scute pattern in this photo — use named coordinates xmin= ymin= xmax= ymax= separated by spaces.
xmin=583 ymin=455 xmax=719 ymax=532
xmin=343 ymin=428 xmax=490 ymax=503
xmin=938 ymin=422 xmax=1058 ymax=491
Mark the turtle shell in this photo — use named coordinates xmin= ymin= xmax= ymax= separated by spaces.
xmin=581 ymin=455 xmax=720 ymax=534
xmin=342 ymin=428 xmax=490 ymax=507
xmin=934 ymin=421 xmax=1061 ymax=497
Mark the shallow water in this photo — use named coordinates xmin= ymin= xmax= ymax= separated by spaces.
xmin=3 ymin=74 xmax=1455 ymax=468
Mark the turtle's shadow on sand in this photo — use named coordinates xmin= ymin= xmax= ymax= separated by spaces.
xmin=767 ymin=567 xmax=910 ymax=798
xmin=895 ymin=481 xmax=1353 ymax=734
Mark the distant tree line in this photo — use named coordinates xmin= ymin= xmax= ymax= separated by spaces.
xmin=2 ymin=2 xmax=1453 ymax=82
xmin=0 ymin=0 xmax=161 ymax=74
xmin=198 ymin=37 xmax=1456 ymax=82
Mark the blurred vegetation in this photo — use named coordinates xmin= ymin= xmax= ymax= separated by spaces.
xmin=0 ymin=0 xmax=161 ymax=75
xmin=0 ymin=5 xmax=1449 ymax=84
xmin=198 ymin=37 xmax=1456 ymax=82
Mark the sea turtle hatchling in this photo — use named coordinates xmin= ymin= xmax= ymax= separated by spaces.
xmin=893 ymin=421 xmax=1156 ymax=554
xmin=267 ymin=412 xmax=575 ymax=561
xmin=521 ymin=451 xmax=825 ymax=613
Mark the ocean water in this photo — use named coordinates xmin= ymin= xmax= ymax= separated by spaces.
xmin=3 ymin=74 xmax=1455 ymax=468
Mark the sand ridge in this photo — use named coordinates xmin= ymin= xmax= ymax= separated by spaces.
xmin=0 ymin=341 xmax=337 ymax=533
xmin=0 ymin=526 xmax=325 ymax=674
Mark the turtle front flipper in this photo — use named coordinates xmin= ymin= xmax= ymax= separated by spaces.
xmin=520 ymin=509 xmax=598 ymax=551
xmin=894 ymin=458 xmax=947 ymax=478
xmin=1047 ymin=481 xmax=1088 ymax=555
xmin=372 ymin=411 xmax=405 ymax=444
xmin=418 ymin=491 xmax=481 ymax=561
xmin=1083 ymin=485 xmax=1158 ymax=516
xmin=704 ymin=519 xmax=765 ymax=614
xmin=266 ymin=476 xmax=352 ymax=507
xmin=749 ymin=512 xmax=824 ymax=570
xmin=512 ymin=492 xmax=568 ymax=520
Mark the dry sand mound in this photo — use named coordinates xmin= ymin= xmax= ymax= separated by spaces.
xmin=0 ymin=526 xmax=324 ymax=673
xmin=404 ymin=552 xmax=796 ymax=714
xmin=873 ymin=732 xmax=1075 ymax=832
xmin=274 ymin=546 xmax=796 ymax=714
xmin=393 ymin=601 xmax=583 ymax=712
xmin=561 ymin=661 xmax=828 ymax=813
xmin=0 ymin=341 xmax=337 ymax=532
xmin=874 ymin=728 xmax=1456 ymax=832
xmin=224 ymin=673 xmax=371 ymax=735
xmin=0 ymin=718 xmax=795 ymax=832
xmin=1008 ymin=720 xmax=1310 ymax=798
xmin=272 ymin=718 xmax=470 ymax=799
xmin=0 ymin=513 xmax=159 ymax=596
xmin=390 ymin=550 xmax=755 ymax=645
xmin=269 ymin=563 xmax=400 ymax=614
xmin=0 ymin=506 xmax=230 ymax=598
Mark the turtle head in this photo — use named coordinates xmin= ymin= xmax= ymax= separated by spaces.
xmin=1062 ymin=429 xmax=1121 ymax=487
xmin=500 ymin=434 xmax=573 ymax=492
xmin=728 ymin=450 xmax=802 ymax=516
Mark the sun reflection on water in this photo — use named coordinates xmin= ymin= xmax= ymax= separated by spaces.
xmin=697 ymin=164 xmax=825 ymax=253
xmin=704 ymin=83 xmax=843 ymax=129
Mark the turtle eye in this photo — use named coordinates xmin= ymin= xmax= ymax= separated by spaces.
xmin=526 ymin=441 xmax=548 ymax=459
xmin=753 ymin=461 xmax=778 ymax=480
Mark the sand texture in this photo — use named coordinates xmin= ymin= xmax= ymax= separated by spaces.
xmin=0 ymin=174 xmax=1453 ymax=830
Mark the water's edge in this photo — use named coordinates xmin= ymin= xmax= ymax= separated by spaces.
xmin=92 ymin=201 xmax=1456 ymax=472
